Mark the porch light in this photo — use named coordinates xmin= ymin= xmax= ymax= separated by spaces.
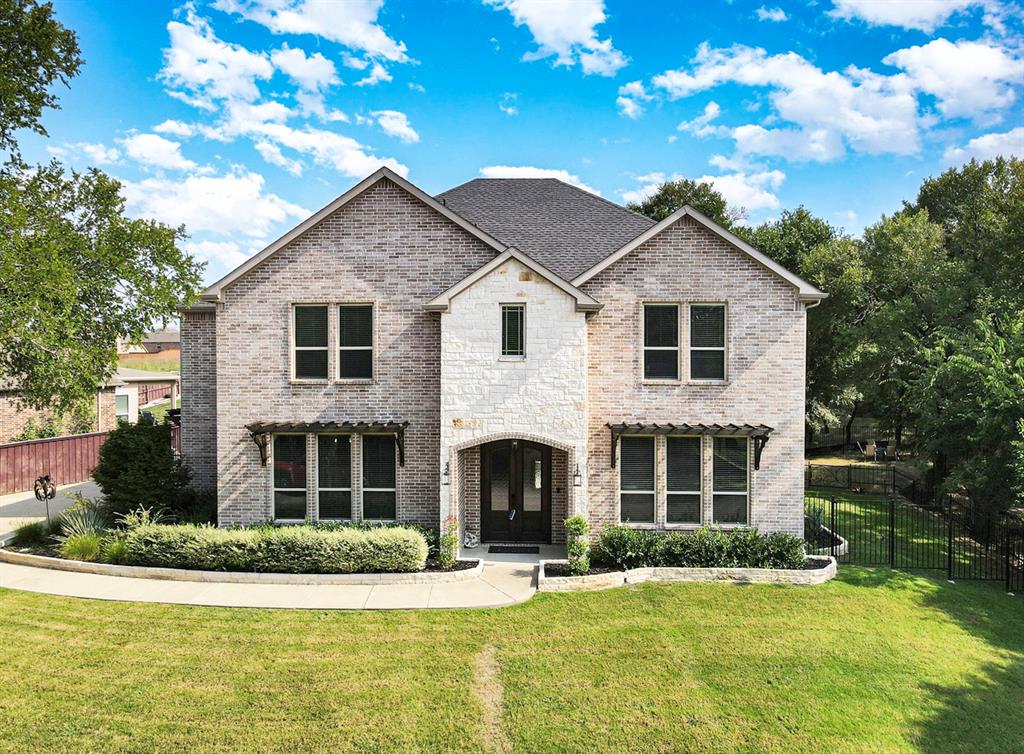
xmin=442 ymin=461 xmax=450 ymax=486
xmin=573 ymin=463 xmax=582 ymax=487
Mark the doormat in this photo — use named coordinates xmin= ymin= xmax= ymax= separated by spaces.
xmin=488 ymin=545 xmax=540 ymax=554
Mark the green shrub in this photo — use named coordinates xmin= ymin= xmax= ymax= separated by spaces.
xmin=436 ymin=516 xmax=459 ymax=570
xmin=564 ymin=514 xmax=590 ymax=575
xmin=60 ymin=532 xmax=103 ymax=561
xmin=312 ymin=519 xmax=437 ymax=556
xmin=10 ymin=518 xmax=61 ymax=547
xmin=117 ymin=506 xmax=171 ymax=530
xmin=92 ymin=421 xmax=191 ymax=516
xmin=55 ymin=496 xmax=109 ymax=540
xmin=100 ymin=535 xmax=128 ymax=564
xmin=593 ymin=525 xmax=805 ymax=570
xmin=121 ymin=523 xmax=429 ymax=574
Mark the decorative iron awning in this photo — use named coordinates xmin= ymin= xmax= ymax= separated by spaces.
xmin=245 ymin=421 xmax=409 ymax=466
xmin=607 ymin=423 xmax=773 ymax=470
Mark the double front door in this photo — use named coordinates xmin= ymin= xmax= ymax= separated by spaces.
xmin=480 ymin=439 xmax=551 ymax=543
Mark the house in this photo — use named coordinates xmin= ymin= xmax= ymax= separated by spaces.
xmin=111 ymin=367 xmax=180 ymax=424
xmin=0 ymin=377 xmax=120 ymax=444
xmin=117 ymin=329 xmax=181 ymax=356
xmin=180 ymin=168 xmax=825 ymax=543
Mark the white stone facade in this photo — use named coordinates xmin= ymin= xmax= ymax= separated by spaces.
xmin=439 ymin=257 xmax=589 ymax=531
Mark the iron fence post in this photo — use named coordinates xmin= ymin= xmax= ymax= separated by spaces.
xmin=830 ymin=496 xmax=837 ymax=560
xmin=847 ymin=464 xmax=852 ymax=490
xmin=946 ymin=496 xmax=954 ymax=581
xmin=889 ymin=496 xmax=895 ymax=568
xmin=891 ymin=467 xmax=896 ymax=495
xmin=1005 ymin=515 xmax=1011 ymax=594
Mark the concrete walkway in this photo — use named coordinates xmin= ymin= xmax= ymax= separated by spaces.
xmin=0 ymin=545 xmax=556 ymax=610
xmin=0 ymin=481 xmax=99 ymax=539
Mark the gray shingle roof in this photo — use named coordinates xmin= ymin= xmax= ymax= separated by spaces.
xmin=436 ymin=178 xmax=655 ymax=280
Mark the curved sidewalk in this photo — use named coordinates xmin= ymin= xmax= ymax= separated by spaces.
xmin=0 ymin=560 xmax=537 ymax=610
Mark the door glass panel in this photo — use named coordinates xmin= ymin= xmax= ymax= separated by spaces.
xmin=522 ymin=447 xmax=542 ymax=512
xmin=490 ymin=446 xmax=509 ymax=511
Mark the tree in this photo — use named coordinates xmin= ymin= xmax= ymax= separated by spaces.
xmin=0 ymin=0 xmax=81 ymax=155
xmin=627 ymin=178 xmax=745 ymax=227
xmin=736 ymin=207 xmax=837 ymax=273
xmin=92 ymin=420 xmax=191 ymax=516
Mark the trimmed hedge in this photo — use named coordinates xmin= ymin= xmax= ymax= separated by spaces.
xmin=592 ymin=526 xmax=805 ymax=571
xmin=121 ymin=524 xmax=429 ymax=574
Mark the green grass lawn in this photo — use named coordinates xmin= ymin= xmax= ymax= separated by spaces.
xmin=1 ymin=569 xmax=1022 ymax=753
xmin=144 ymin=396 xmax=179 ymax=424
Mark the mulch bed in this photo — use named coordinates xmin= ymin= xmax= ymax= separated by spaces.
xmin=425 ymin=559 xmax=478 ymax=572
xmin=544 ymin=563 xmax=621 ymax=578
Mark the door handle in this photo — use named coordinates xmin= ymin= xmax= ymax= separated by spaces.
xmin=507 ymin=508 xmax=516 ymax=521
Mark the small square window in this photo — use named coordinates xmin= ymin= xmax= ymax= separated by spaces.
xmin=501 ymin=304 xmax=525 ymax=357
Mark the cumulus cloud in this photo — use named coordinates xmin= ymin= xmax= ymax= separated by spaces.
xmin=122 ymin=169 xmax=309 ymax=237
xmin=677 ymin=101 xmax=724 ymax=137
xmin=47 ymin=142 xmax=120 ymax=165
xmin=617 ymin=79 xmax=651 ymax=119
xmin=121 ymin=133 xmax=198 ymax=170
xmin=697 ymin=170 xmax=785 ymax=212
xmin=372 ymin=110 xmax=419 ymax=142
xmin=479 ymin=165 xmax=601 ymax=195
xmin=943 ymin=126 xmax=1024 ymax=164
xmin=485 ymin=0 xmax=627 ymax=76
xmin=270 ymin=44 xmax=339 ymax=90
xmin=755 ymin=6 xmax=788 ymax=22
xmin=153 ymin=119 xmax=195 ymax=137
xmin=254 ymin=141 xmax=304 ymax=175
xmin=186 ymin=238 xmax=268 ymax=270
xmin=828 ymin=0 xmax=986 ymax=32
xmin=732 ymin=124 xmax=845 ymax=162
xmin=499 ymin=92 xmax=519 ymax=116
xmin=619 ymin=171 xmax=680 ymax=204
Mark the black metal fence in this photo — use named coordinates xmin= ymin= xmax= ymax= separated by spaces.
xmin=805 ymin=491 xmax=1024 ymax=593
xmin=805 ymin=464 xmax=899 ymax=495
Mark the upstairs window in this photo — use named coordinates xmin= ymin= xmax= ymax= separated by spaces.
xmin=362 ymin=435 xmax=396 ymax=520
xmin=667 ymin=437 xmax=702 ymax=525
xmin=690 ymin=304 xmax=726 ymax=380
xmin=501 ymin=304 xmax=525 ymax=357
xmin=273 ymin=434 xmax=307 ymax=521
xmin=339 ymin=305 xmax=373 ymax=379
xmin=619 ymin=436 xmax=655 ymax=524
xmin=317 ymin=435 xmax=351 ymax=520
xmin=294 ymin=305 xmax=328 ymax=380
xmin=713 ymin=437 xmax=748 ymax=525
xmin=643 ymin=304 xmax=679 ymax=380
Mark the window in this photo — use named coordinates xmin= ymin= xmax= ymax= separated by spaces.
xmin=619 ymin=436 xmax=655 ymax=523
xmin=690 ymin=304 xmax=726 ymax=380
xmin=362 ymin=435 xmax=396 ymax=520
xmin=501 ymin=304 xmax=525 ymax=357
xmin=713 ymin=437 xmax=748 ymax=524
xmin=667 ymin=437 xmax=702 ymax=524
xmin=115 ymin=394 xmax=129 ymax=423
xmin=273 ymin=434 xmax=307 ymax=521
xmin=339 ymin=305 xmax=373 ymax=379
xmin=294 ymin=305 xmax=328 ymax=380
xmin=317 ymin=435 xmax=351 ymax=520
xmin=643 ymin=304 xmax=679 ymax=379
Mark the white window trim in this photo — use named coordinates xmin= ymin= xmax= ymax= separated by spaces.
xmin=499 ymin=303 xmax=526 ymax=360
xmin=316 ymin=433 xmax=352 ymax=521
xmin=665 ymin=435 xmax=703 ymax=528
xmin=271 ymin=432 xmax=308 ymax=524
xmin=617 ymin=435 xmax=656 ymax=527
xmin=688 ymin=302 xmax=728 ymax=383
xmin=291 ymin=304 xmax=330 ymax=383
xmin=711 ymin=436 xmax=750 ymax=527
xmin=361 ymin=433 xmax=397 ymax=521
xmin=641 ymin=302 xmax=681 ymax=383
xmin=337 ymin=303 xmax=375 ymax=383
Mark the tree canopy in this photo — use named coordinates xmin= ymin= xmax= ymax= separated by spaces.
xmin=626 ymin=178 xmax=745 ymax=227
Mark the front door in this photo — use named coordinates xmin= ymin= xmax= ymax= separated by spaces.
xmin=480 ymin=439 xmax=551 ymax=543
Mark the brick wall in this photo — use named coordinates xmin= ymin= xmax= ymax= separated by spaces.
xmin=181 ymin=310 xmax=218 ymax=492
xmin=582 ymin=216 xmax=807 ymax=537
xmin=213 ymin=178 xmax=496 ymax=528
xmin=0 ymin=388 xmax=115 ymax=444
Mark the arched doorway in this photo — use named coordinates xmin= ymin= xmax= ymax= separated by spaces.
xmin=480 ymin=438 xmax=551 ymax=543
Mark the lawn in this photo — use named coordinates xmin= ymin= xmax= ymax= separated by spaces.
xmin=144 ymin=396 xmax=179 ymax=424
xmin=117 ymin=352 xmax=180 ymax=373
xmin=1 ymin=569 xmax=1022 ymax=753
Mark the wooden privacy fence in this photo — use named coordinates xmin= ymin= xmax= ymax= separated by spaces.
xmin=0 ymin=425 xmax=181 ymax=495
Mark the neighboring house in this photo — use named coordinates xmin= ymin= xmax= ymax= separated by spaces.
xmin=112 ymin=367 xmax=180 ymax=424
xmin=180 ymin=168 xmax=825 ymax=543
xmin=0 ymin=378 xmax=119 ymax=444
xmin=117 ymin=329 xmax=181 ymax=356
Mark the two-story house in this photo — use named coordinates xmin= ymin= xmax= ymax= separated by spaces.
xmin=180 ymin=167 xmax=825 ymax=545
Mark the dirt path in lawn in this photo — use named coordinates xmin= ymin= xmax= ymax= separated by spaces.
xmin=473 ymin=644 xmax=511 ymax=754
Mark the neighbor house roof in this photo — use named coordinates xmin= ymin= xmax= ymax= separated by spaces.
xmin=143 ymin=329 xmax=180 ymax=344
xmin=436 ymin=178 xmax=656 ymax=280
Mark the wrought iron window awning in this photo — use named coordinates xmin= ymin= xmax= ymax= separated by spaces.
xmin=245 ymin=421 xmax=409 ymax=466
xmin=608 ymin=423 xmax=773 ymax=470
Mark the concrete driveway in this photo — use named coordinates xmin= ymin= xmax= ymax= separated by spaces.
xmin=0 ymin=481 xmax=101 ymax=539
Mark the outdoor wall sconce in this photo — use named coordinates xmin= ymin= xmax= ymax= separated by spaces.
xmin=573 ymin=463 xmax=582 ymax=487
xmin=442 ymin=461 xmax=450 ymax=486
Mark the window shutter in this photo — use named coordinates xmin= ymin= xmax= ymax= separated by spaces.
xmin=644 ymin=305 xmax=678 ymax=347
xmin=294 ymin=306 xmax=327 ymax=347
xmin=339 ymin=306 xmax=372 ymax=347
xmin=690 ymin=305 xmax=724 ymax=347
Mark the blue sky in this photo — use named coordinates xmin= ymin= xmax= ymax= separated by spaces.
xmin=20 ymin=0 xmax=1024 ymax=284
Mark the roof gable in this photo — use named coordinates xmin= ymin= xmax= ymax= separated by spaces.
xmin=200 ymin=167 xmax=509 ymax=301
xmin=572 ymin=205 xmax=827 ymax=302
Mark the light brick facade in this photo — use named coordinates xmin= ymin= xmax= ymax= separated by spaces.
xmin=0 ymin=387 xmax=116 ymax=444
xmin=181 ymin=175 xmax=809 ymax=539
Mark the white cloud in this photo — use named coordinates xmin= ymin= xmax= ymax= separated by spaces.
xmin=676 ymin=101 xmax=724 ymax=137
xmin=254 ymin=141 xmax=304 ymax=175
xmin=485 ymin=0 xmax=627 ymax=76
xmin=153 ymin=119 xmax=195 ymax=138
xmin=122 ymin=169 xmax=309 ymax=237
xmin=619 ymin=171 xmax=680 ymax=204
xmin=479 ymin=165 xmax=601 ymax=195
xmin=828 ymin=0 xmax=985 ymax=32
xmin=756 ymin=6 xmax=788 ymax=22
xmin=943 ymin=126 xmax=1024 ymax=164
xmin=121 ymin=133 xmax=198 ymax=171
xmin=499 ymin=92 xmax=519 ymax=116
xmin=835 ymin=209 xmax=858 ymax=226
xmin=355 ymin=61 xmax=392 ymax=86
xmin=617 ymin=79 xmax=651 ymax=119
xmin=214 ymin=0 xmax=409 ymax=61
xmin=249 ymin=122 xmax=409 ymax=177
xmin=161 ymin=6 xmax=273 ymax=105
xmin=883 ymin=39 xmax=1024 ymax=122
xmin=270 ymin=44 xmax=339 ymax=91
xmin=651 ymin=43 xmax=921 ymax=159
xmin=47 ymin=141 xmax=120 ymax=165
xmin=732 ymin=124 xmax=845 ymax=161
xmin=372 ymin=110 xmax=419 ymax=143
xmin=186 ymin=238 xmax=267 ymax=270
xmin=408 ymin=82 xmax=426 ymax=93
xmin=696 ymin=170 xmax=785 ymax=212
